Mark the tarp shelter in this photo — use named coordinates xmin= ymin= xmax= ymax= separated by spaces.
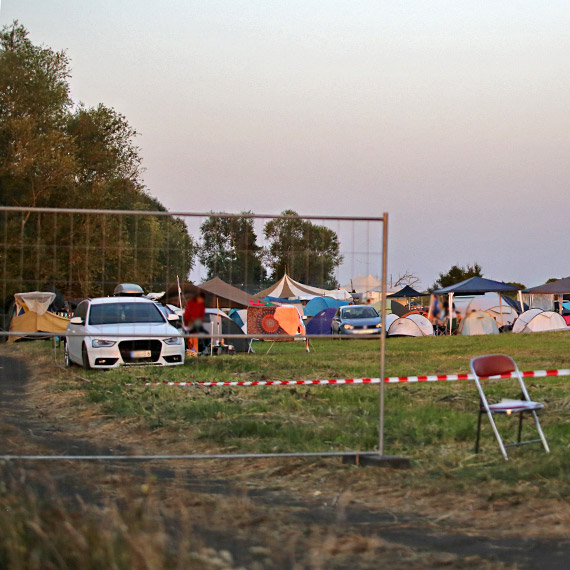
xmin=433 ymin=277 xmax=521 ymax=334
xmin=387 ymin=285 xmax=425 ymax=298
xmin=523 ymin=277 xmax=570 ymax=314
xmin=304 ymin=296 xmax=348 ymax=317
xmin=8 ymin=292 xmax=70 ymax=342
xmin=164 ymin=280 xmax=250 ymax=310
xmin=512 ymin=310 xmax=568 ymax=333
xmin=453 ymin=293 xmax=519 ymax=327
xmin=305 ymin=308 xmax=336 ymax=335
xmin=255 ymin=273 xmax=352 ymax=301
xmin=458 ymin=311 xmax=499 ymax=336
xmin=342 ymin=274 xmax=381 ymax=293
xmin=199 ymin=277 xmax=255 ymax=308
xmin=247 ymin=305 xmax=305 ymax=340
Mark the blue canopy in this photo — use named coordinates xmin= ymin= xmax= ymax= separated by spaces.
xmin=306 ymin=308 xmax=336 ymax=335
xmin=304 ymin=296 xmax=348 ymax=317
xmin=433 ymin=277 xmax=521 ymax=295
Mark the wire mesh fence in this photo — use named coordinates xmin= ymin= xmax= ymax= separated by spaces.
xmin=0 ymin=205 xmax=389 ymax=459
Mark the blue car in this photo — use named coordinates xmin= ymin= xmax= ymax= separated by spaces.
xmin=331 ymin=305 xmax=382 ymax=337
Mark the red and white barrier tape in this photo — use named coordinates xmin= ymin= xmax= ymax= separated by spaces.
xmin=144 ymin=368 xmax=570 ymax=388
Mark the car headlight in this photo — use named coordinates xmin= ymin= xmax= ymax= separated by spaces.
xmin=375 ymin=322 xmax=382 ymax=328
xmin=343 ymin=324 xmax=354 ymax=330
xmin=92 ymin=339 xmax=116 ymax=348
xmin=163 ymin=336 xmax=182 ymax=345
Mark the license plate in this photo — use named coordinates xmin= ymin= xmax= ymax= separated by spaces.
xmin=131 ymin=350 xmax=151 ymax=358
xmin=352 ymin=329 xmax=375 ymax=334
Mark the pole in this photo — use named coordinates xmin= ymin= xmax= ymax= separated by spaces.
xmin=379 ymin=212 xmax=388 ymax=456
xmin=177 ymin=275 xmax=182 ymax=309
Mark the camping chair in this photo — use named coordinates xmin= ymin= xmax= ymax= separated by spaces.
xmin=470 ymin=354 xmax=550 ymax=460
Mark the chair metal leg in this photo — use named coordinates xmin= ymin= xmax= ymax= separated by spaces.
xmin=531 ymin=410 xmax=550 ymax=453
xmin=475 ymin=409 xmax=483 ymax=453
xmin=485 ymin=409 xmax=509 ymax=460
xmin=517 ymin=412 xmax=524 ymax=443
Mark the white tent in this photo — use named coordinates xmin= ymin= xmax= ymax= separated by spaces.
xmin=388 ymin=315 xmax=433 ymax=337
xmin=384 ymin=313 xmax=399 ymax=330
xmin=255 ymin=273 xmax=352 ymax=301
xmin=458 ymin=311 xmax=499 ymax=336
xmin=342 ymin=274 xmax=382 ymax=293
xmin=512 ymin=310 xmax=568 ymax=333
xmin=405 ymin=314 xmax=434 ymax=336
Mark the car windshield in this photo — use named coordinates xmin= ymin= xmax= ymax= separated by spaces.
xmin=89 ymin=302 xmax=165 ymax=325
xmin=341 ymin=306 xmax=379 ymax=319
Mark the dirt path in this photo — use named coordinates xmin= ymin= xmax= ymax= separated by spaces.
xmin=1 ymin=352 xmax=569 ymax=569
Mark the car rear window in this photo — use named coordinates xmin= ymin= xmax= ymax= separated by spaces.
xmin=89 ymin=302 xmax=165 ymax=325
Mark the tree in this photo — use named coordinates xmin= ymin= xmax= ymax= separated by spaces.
xmin=263 ymin=210 xmax=343 ymax=288
xmin=393 ymin=270 xmax=421 ymax=289
xmin=430 ymin=263 xmax=483 ymax=291
xmin=199 ymin=212 xmax=265 ymax=290
xmin=0 ymin=22 xmax=196 ymax=300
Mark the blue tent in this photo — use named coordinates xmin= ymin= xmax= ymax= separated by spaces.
xmin=306 ymin=308 xmax=337 ymax=335
xmin=304 ymin=296 xmax=348 ymax=317
xmin=433 ymin=276 xmax=521 ymax=295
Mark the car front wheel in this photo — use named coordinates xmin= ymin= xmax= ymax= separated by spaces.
xmin=82 ymin=343 xmax=91 ymax=370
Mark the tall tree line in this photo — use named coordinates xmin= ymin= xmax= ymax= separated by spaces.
xmin=0 ymin=23 xmax=343 ymax=302
xmin=0 ymin=22 xmax=196 ymax=300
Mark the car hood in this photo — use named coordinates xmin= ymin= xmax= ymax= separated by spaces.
xmin=342 ymin=317 xmax=382 ymax=327
xmin=71 ymin=322 xmax=180 ymax=337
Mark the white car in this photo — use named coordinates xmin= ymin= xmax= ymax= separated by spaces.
xmin=65 ymin=297 xmax=184 ymax=369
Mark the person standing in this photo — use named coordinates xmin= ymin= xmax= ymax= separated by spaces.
xmin=183 ymin=293 xmax=206 ymax=354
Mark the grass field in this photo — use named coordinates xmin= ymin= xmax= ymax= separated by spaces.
xmin=2 ymin=334 xmax=570 ymax=569
xmin=42 ymin=332 xmax=570 ymax=499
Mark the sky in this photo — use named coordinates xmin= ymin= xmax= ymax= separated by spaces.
xmin=2 ymin=1 xmax=570 ymax=288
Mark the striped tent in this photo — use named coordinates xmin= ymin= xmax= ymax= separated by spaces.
xmin=255 ymin=274 xmax=352 ymax=301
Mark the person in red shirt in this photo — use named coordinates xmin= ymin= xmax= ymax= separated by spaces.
xmin=184 ymin=293 xmax=206 ymax=353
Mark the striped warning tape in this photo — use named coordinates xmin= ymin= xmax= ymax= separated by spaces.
xmin=143 ymin=368 xmax=570 ymax=388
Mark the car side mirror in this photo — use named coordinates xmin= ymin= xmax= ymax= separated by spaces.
xmin=167 ymin=314 xmax=180 ymax=322
xmin=70 ymin=316 xmax=84 ymax=325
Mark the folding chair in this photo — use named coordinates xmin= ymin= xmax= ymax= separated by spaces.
xmin=470 ymin=354 xmax=550 ymax=460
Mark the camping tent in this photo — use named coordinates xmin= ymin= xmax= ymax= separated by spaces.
xmin=512 ymin=310 xmax=568 ymax=333
xmin=255 ymin=273 xmax=352 ymax=301
xmin=388 ymin=317 xmax=423 ymax=337
xmin=342 ymin=274 xmax=381 ymax=293
xmin=458 ymin=311 xmax=499 ymax=336
xmin=304 ymin=296 xmax=348 ymax=317
xmin=384 ymin=313 xmax=399 ymax=330
xmin=199 ymin=277 xmax=254 ymax=308
xmin=405 ymin=314 xmax=434 ymax=336
xmin=305 ymin=308 xmax=336 ymax=335
xmin=8 ymin=292 xmax=70 ymax=342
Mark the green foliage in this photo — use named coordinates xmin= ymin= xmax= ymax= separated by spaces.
xmin=431 ymin=263 xmax=483 ymax=291
xmin=0 ymin=22 xmax=196 ymax=299
xmin=199 ymin=212 xmax=265 ymax=290
xmin=263 ymin=210 xmax=343 ymax=288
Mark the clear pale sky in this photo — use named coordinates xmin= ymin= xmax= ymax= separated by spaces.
xmin=2 ymin=1 xmax=569 ymax=288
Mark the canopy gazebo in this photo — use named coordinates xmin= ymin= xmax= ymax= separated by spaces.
xmin=432 ymin=277 xmax=522 ymax=334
